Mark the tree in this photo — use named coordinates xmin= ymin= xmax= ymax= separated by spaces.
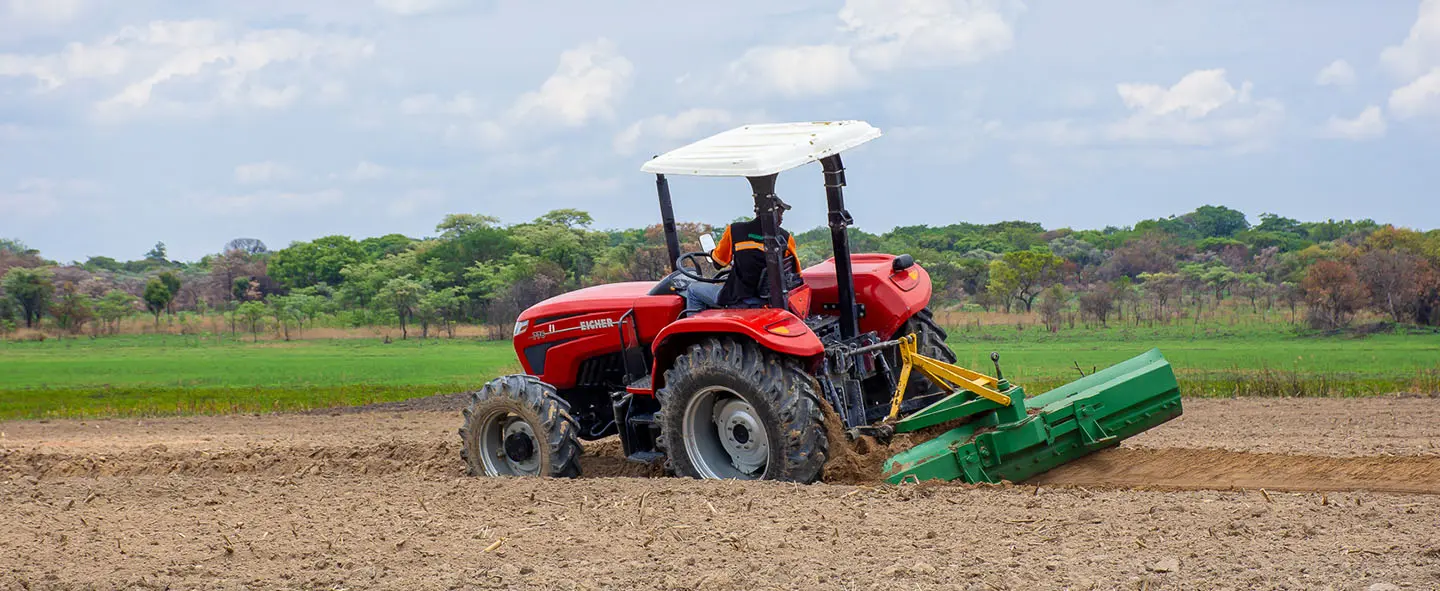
xmin=224 ymin=238 xmax=268 ymax=255
xmin=237 ymin=301 xmax=268 ymax=342
xmin=1138 ymin=272 xmax=1183 ymax=323
xmin=52 ymin=282 xmax=94 ymax=335
xmin=419 ymin=286 xmax=467 ymax=337
xmin=986 ymin=249 xmax=1063 ymax=312
xmin=1184 ymin=205 xmax=1250 ymax=239
xmin=145 ymin=241 xmax=168 ymax=261
xmin=2 ymin=266 xmax=54 ymax=328
xmin=1302 ymin=260 xmax=1367 ymax=329
xmin=158 ymin=271 xmax=182 ymax=314
xmin=142 ymin=279 xmax=173 ymax=328
xmin=95 ymin=290 xmax=136 ymax=335
xmin=378 ymin=276 xmax=426 ymax=339
xmin=1079 ymin=284 xmax=1118 ymax=326
xmin=1037 ymin=284 xmax=1067 ymax=332
xmin=269 ymin=235 xmax=368 ymax=289
xmin=1355 ymin=248 xmax=1427 ymax=323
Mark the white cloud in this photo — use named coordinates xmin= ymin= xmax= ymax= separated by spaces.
xmin=1315 ymin=59 xmax=1356 ymax=87
xmin=1380 ymin=0 xmax=1440 ymax=80
xmin=1116 ymin=69 xmax=1240 ymax=119
xmin=0 ymin=178 xmax=100 ymax=219
xmin=1320 ymin=105 xmax=1386 ymax=140
xmin=1389 ymin=67 xmax=1440 ymax=119
xmin=401 ymin=39 xmax=633 ymax=147
xmin=233 ymin=161 xmax=293 ymax=184
xmin=374 ymin=0 xmax=456 ymax=16
xmin=508 ymin=38 xmax=633 ymax=127
xmin=1010 ymin=69 xmax=1283 ymax=150
xmin=5 ymin=0 xmax=83 ymax=22
xmin=0 ymin=20 xmax=374 ymax=118
xmin=203 ymin=189 xmax=343 ymax=215
xmin=1379 ymin=2 xmax=1440 ymax=123
xmin=613 ymin=108 xmax=755 ymax=156
xmin=722 ymin=0 xmax=1016 ymax=98
xmin=727 ymin=45 xmax=862 ymax=98
xmin=839 ymin=0 xmax=1015 ymax=70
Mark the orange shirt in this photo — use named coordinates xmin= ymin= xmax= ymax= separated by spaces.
xmin=710 ymin=224 xmax=800 ymax=272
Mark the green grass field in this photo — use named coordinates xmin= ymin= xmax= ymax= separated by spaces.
xmin=0 ymin=324 xmax=1436 ymax=420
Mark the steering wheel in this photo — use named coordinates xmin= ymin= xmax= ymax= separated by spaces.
xmin=676 ymin=252 xmax=729 ymax=284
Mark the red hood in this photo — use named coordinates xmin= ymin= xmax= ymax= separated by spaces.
xmin=519 ymin=281 xmax=657 ymax=322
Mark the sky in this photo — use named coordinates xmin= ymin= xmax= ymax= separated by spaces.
xmin=1 ymin=0 xmax=1438 ymax=264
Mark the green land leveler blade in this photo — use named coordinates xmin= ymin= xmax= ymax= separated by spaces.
xmin=882 ymin=348 xmax=1183 ymax=485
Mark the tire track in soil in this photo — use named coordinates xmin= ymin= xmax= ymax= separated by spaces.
xmin=5 ymin=439 xmax=1437 ymax=495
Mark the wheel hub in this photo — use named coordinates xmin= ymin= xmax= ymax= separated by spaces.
xmin=503 ymin=431 xmax=535 ymax=462
xmin=681 ymin=386 xmax=774 ymax=479
xmin=712 ymin=398 xmax=769 ymax=476
xmin=475 ymin=411 xmax=543 ymax=476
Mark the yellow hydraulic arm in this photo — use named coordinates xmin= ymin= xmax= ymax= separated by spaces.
xmin=888 ymin=334 xmax=1012 ymax=421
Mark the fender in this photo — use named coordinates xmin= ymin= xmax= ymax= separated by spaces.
xmin=647 ymin=307 xmax=823 ymax=392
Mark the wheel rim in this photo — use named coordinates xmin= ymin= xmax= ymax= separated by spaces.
xmin=682 ymin=385 xmax=770 ymax=479
xmin=476 ymin=410 xmax=542 ymax=476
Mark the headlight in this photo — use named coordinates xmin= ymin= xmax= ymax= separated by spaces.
xmin=512 ymin=319 xmax=529 ymax=337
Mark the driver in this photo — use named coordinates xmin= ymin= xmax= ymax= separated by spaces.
xmin=683 ymin=197 xmax=803 ymax=315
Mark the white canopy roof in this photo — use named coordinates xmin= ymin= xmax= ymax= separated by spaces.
xmin=639 ymin=120 xmax=881 ymax=177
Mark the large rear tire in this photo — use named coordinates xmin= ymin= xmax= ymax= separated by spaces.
xmin=889 ymin=307 xmax=958 ymax=409
xmin=459 ymin=375 xmax=582 ymax=478
xmin=656 ymin=338 xmax=827 ymax=483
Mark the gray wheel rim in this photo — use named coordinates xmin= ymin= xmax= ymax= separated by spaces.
xmin=681 ymin=385 xmax=770 ymax=479
xmin=477 ymin=409 xmax=541 ymax=476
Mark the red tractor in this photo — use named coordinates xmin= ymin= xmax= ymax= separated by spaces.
xmin=459 ymin=121 xmax=957 ymax=483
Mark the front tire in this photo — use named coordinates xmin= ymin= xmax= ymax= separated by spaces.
xmin=656 ymin=338 xmax=827 ymax=483
xmin=459 ymin=375 xmax=582 ymax=478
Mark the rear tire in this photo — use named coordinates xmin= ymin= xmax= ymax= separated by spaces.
xmin=656 ymin=338 xmax=827 ymax=483
xmin=890 ymin=307 xmax=958 ymax=407
xmin=459 ymin=375 xmax=582 ymax=478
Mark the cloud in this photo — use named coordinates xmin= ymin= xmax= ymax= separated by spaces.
xmin=723 ymin=0 xmax=1015 ymax=98
xmin=1315 ymin=59 xmax=1356 ymax=87
xmin=1380 ymin=0 xmax=1440 ymax=80
xmin=1389 ymin=67 xmax=1440 ymax=119
xmin=507 ymin=38 xmax=633 ymax=127
xmin=613 ymin=108 xmax=758 ymax=156
xmin=1320 ymin=105 xmax=1386 ymax=140
xmin=0 ymin=20 xmax=374 ymax=118
xmin=401 ymin=38 xmax=632 ymax=146
xmin=202 ymin=189 xmax=343 ymax=215
xmin=4 ymin=0 xmax=83 ymax=22
xmin=839 ymin=0 xmax=1015 ymax=71
xmin=374 ymin=0 xmax=457 ymax=16
xmin=1010 ymin=69 xmax=1283 ymax=150
xmin=1116 ymin=69 xmax=1242 ymax=119
xmin=233 ymin=161 xmax=294 ymax=184
xmin=727 ymin=45 xmax=862 ymax=99
xmin=0 ymin=178 xmax=100 ymax=219
xmin=1380 ymin=2 xmax=1440 ymax=121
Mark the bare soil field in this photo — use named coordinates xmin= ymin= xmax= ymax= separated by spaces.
xmin=2 ymin=396 xmax=1438 ymax=590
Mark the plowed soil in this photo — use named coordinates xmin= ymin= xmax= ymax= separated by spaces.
xmin=3 ymin=396 xmax=1438 ymax=589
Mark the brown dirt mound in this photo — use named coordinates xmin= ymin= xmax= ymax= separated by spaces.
xmin=1033 ymin=447 xmax=1440 ymax=494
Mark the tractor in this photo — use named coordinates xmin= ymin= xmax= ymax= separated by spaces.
xmin=459 ymin=121 xmax=1183 ymax=484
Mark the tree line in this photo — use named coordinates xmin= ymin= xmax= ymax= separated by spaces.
xmin=2 ymin=205 xmax=1438 ymax=341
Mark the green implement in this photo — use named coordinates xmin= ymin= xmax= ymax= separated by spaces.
xmin=883 ymin=347 xmax=1182 ymax=485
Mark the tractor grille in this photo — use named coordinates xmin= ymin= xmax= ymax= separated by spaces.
xmin=576 ymin=353 xmax=626 ymax=388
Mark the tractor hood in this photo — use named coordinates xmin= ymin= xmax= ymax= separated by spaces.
xmin=517 ymin=281 xmax=658 ymax=324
